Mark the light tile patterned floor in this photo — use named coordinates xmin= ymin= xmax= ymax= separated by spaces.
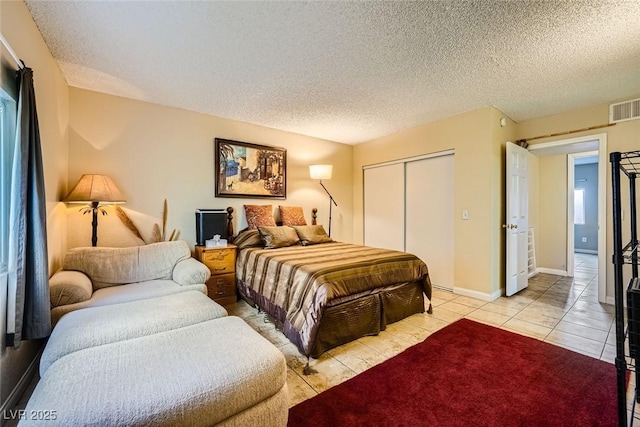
xmin=227 ymin=253 xmax=624 ymax=410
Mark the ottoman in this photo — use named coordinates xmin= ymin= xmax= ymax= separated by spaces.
xmin=22 ymin=316 xmax=288 ymax=426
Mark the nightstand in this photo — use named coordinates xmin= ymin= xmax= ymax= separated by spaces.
xmin=195 ymin=244 xmax=237 ymax=305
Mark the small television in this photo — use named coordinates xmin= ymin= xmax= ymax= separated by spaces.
xmin=195 ymin=209 xmax=228 ymax=246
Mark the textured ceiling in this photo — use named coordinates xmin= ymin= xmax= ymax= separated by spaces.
xmin=24 ymin=1 xmax=640 ymax=144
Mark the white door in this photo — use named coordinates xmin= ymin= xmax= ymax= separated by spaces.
xmin=505 ymin=142 xmax=529 ymax=296
xmin=364 ymin=163 xmax=404 ymax=251
xmin=406 ymin=155 xmax=454 ymax=290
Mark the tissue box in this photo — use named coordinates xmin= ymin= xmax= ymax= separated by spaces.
xmin=205 ymin=239 xmax=227 ymax=248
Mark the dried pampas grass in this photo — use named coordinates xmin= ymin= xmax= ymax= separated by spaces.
xmin=115 ymin=206 xmax=145 ymax=243
xmin=115 ymin=199 xmax=180 ymax=244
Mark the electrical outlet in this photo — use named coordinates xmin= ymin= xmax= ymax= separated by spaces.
xmin=582 ymin=237 xmax=587 ymax=243
xmin=462 ymin=210 xmax=469 ymax=220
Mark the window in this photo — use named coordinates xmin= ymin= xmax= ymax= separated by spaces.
xmin=1 ymin=88 xmax=17 ymax=275
xmin=574 ymin=188 xmax=585 ymax=225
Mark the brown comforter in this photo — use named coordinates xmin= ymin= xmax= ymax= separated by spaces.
xmin=236 ymin=242 xmax=431 ymax=355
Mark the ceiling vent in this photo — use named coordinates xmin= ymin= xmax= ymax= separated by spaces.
xmin=610 ymin=98 xmax=640 ymax=124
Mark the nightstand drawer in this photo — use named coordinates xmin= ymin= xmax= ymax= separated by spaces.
xmin=202 ymin=250 xmax=235 ymax=274
xmin=206 ymin=273 xmax=236 ymax=300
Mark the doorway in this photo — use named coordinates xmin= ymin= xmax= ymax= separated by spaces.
xmin=528 ymin=134 xmax=607 ymax=304
xmin=569 ymin=152 xmax=600 ymax=302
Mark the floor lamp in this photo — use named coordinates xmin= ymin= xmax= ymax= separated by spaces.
xmin=64 ymin=174 xmax=125 ymax=246
xmin=309 ymin=165 xmax=337 ymax=236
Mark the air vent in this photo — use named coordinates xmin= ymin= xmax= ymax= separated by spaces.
xmin=610 ymin=98 xmax=640 ymax=124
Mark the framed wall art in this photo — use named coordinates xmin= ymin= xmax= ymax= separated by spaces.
xmin=214 ymin=138 xmax=287 ymax=199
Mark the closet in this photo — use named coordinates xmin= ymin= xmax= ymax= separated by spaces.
xmin=364 ymin=151 xmax=454 ymax=290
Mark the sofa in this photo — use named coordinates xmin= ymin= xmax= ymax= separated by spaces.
xmin=48 ymin=241 xmax=211 ymax=325
xmin=21 ymin=242 xmax=288 ymax=426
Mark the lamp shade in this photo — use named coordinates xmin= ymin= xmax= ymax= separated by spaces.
xmin=309 ymin=164 xmax=333 ymax=180
xmin=64 ymin=174 xmax=125 ymax=203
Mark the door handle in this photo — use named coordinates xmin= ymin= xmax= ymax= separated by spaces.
xmin=502 ymin=224 xmax=518 ymax=229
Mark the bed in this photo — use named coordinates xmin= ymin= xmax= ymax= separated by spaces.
xmin=228 ymin=207 xmax=432 ymax=359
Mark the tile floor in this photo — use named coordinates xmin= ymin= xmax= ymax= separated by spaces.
xmin=228 ymin=253 xmax=623 ymax=410
xmin=7 ymin=253 xmax=636 ymax=425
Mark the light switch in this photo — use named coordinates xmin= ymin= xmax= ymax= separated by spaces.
xmin=582 ymin=237 xmax=587 ymax=243
xmin=462 ymin=210 xmax=469 ymax=220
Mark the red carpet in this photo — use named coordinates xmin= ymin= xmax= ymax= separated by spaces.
xmin=288 ymin=318 xmax=618 ymax=427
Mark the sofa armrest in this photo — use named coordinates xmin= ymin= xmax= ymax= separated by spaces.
xmin=49 ymin=270 xmax=93 ymax=308
xmin=173 ymin=258 xmax=211 ymax=286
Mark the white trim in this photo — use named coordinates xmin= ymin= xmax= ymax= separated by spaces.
xmin=362 ymin=149 xmax=455 ymax=170
xmin=536 ymin=267 xmax=569 ymax=276
xmin=528 ymin=269 xmax=538 ymax=278
xmin=0 ymin=33 xmax=24 ymax=70
xmin=453 ymin=286 xmax=502 ymax=302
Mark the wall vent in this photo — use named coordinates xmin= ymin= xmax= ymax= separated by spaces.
xmin=610 ymin=98 xmax=640 ymax=124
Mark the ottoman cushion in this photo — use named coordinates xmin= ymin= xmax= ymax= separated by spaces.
xmin=41 ymin=291 xmax=227 ymax=375
xmin=23 ymin=317 xmax=287 ymax=427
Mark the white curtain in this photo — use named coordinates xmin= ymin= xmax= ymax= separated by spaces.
xmin=6 ymin=66 xmax=50 ymax=349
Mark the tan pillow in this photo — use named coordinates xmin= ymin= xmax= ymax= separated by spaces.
xmin=244 ymin=205 xmax=276 ymax=230
xmin=279 ymin=206 xmax=307 ymax=226
xmin=293 ymin=225 xmax=333 ymax=246
xmin=258 ymin=226 xmax=300 ymax=249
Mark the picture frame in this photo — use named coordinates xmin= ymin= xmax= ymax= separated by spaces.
xmin=214 ymin=138 xmax=287 ymax=199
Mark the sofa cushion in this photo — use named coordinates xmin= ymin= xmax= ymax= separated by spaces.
xmin=50 ymin=280 xmax=207 ymax=326
xmin=26 ymin=317 xmax=287 ymax=427
xmin=41 ymin=291 xmax=227 ymax=375
xmin=49 ymin=271 xmax=92 ymax=308
xmin=63 ymin=241 xmax=191 ymax=290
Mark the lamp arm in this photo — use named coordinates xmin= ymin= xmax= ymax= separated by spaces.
xmin=319 ymin=180 xmax=338 ymax=206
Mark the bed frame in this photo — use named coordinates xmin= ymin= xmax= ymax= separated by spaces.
xmin=226 ymin=206 xmax=429 ymax=360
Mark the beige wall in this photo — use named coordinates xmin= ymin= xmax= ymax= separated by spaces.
xmin=518 ymin=97 xmax=640 ymax=300
xmin=528 ymin=152 xmax=539 ymax=266
xmin=353 ymin=107 xmax=515 ymax=299
xmin=536 ymin=154 xmax=568 ymax=271
xmin=67 ymin=88 xmax=353 ymax=250
xmin=1 ymin=0 xmax=69 ymax=412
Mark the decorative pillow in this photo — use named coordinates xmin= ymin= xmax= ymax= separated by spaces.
xmin=293 ymin=225 xmax=333 ymax=246
xmin=258 ymin=226 xmax=300 ymax=249
xmin=244 ymin=205 xmax=276 ymax=230
xmin=279 ymin=206 xmax=307 ymax=226
xmin=233 ymin=229 xmax=264 ymax=249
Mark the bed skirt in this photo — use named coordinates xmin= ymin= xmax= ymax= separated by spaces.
xmin=238 ymin=280 xmax=426 ymax=358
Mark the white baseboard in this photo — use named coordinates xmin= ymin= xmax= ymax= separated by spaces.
xmin=0 ymin=347 xmax=42 ymax=426
xmin=575 ymin=249 xmax=598 ymax=255
xmin=536 ymin=267 xmax=569 ymax=276
xmin=528 ymin=270 xmax=538 ymax=278
xmin=453 ymin=286 xmax=501 ymax=302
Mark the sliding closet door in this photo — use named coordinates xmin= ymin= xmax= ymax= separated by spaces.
xmin=405 ymin=155 xmax=454 ymax=290
xmin=364 ymin=164 xmax=404 ymax=251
